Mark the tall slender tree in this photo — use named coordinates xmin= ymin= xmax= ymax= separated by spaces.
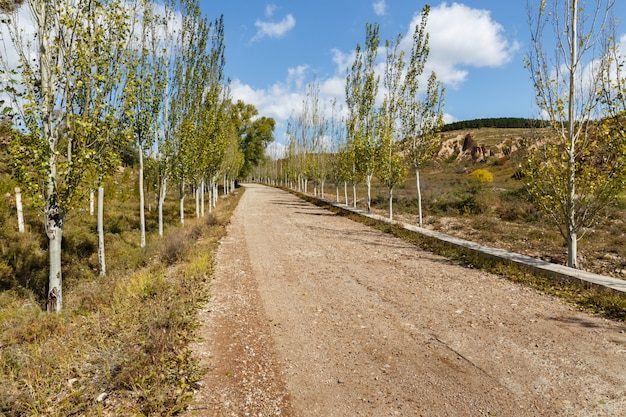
xmin=402 ymin=5 xmax=444 ymax=227
xmin=125 ymin=0 xmax=167 ymax=247
xmin=377 ymin=35 xmax=408 ymax=220
xmin=346 ymin=23 xmax=380 ymax=213
xmin=0 ymin=0 xmax=133 ymax=310
xmin=524 ymin=0 xmax=625 ymax=268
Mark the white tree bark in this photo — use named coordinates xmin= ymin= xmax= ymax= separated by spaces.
xmin=208 ymin=179 xmax=213 ymax=213
xmin=158 ymin=177 xmax=167 ymax=237
xmin=89 ymin=189 xmax=95 ymax=216
xmin=47 ymin=223 xmax=63 ymax=312
xmin=15 ymin=187 xmax=24 ymax=233
xmin=201 ymin=178 xmax=206 ymax=217
xmin=416 ymin=169 xmax=423 ymax=227
xmin=138 ymin=145 xmax=146 ymax=247
xmin=97 ymin=186 xmax=106 ymax=277
xmin=180 ymin=178 xmax=185 ymax=225
xmin=366 ymin=174 xmax=372 ymax=212
xmin=389 ymin=187 xmax=393 ymax=220
xmin=195 ymin=183 xmax=201 ymax=218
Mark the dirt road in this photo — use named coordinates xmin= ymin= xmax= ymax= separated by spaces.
xmin=184 ymin=184 xmax=626 ymax=417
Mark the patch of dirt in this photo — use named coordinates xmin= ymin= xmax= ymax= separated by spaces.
xmin=184 ymin=184 xmax=626 ymax=416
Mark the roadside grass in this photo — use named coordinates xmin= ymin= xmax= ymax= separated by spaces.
xmin=0 ymin=189 xmax=241 ymax=416
xmin=296 ymin=191 xmax=626 ymax=322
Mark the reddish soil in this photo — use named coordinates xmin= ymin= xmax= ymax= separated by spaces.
xmin=183 ymin=183 xmax=626 ymax=417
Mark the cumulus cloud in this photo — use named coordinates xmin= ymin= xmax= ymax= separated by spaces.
xmin=373 ymin=0 xmax=387 ymax=16
xmin=237 ymin=3 xmax=522 ymax=144
xmin=423 ymin=2 xmax=520 ymax=88
xmin=252 ymin=13 xmax=296 ymax=41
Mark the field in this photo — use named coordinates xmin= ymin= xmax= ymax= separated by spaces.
xmin=335 ymin=127 xmax=626 ymax=278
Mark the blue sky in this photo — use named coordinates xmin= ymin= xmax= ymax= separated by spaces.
xmin=200 ymin=1 xmax=625 ymax=148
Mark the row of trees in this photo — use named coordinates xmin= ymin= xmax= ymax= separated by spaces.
xmin=0 ymin=0 xmax=274 ymax=311
xmin=281 ymin=6 xmax=444 ymax=223
xmin=441 ymin=118 xmax=550 ymax=131
xmin=260 ymin=1 xmax=626 ymax=271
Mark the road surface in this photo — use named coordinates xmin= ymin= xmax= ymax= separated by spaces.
xmin=184 ymin=183 xmax=626 ymax=417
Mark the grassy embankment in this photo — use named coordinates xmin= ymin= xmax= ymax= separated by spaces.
xmin=0 ymin=161 xmax=242 ymax=415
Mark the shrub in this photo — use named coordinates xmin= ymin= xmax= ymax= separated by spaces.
xmin=470 ymin=168 xmax=493 ymax=183
xmin=160 ymin=230 xmax=189 ymax=266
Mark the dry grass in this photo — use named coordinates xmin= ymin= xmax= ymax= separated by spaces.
xmin=0 ymin=180 xmax=242 ymax=416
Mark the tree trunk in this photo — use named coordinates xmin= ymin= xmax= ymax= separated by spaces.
xmin=566 ymin=0 xmax=578 ymax=268
xmin=180 ymin=179 xmax=185 ymax=225
xmin=201 ymin=178 xmax=205 ymax=217
xmin=138 ymin=144 xmax=146 ymax=248
xmin=36 ymin=1 xmax=64 ymax=312
xmin=15 ymin=187 xmax=24 ymax=233
xmin=47 ymin=221 xmax=63 ymax=313
xmin=97 ymin=186 xmax=106 ymax=277
xmin=89 ymin=189 xmax=95 ymax=216
xmin=366 ymin=174 xmax=372 ymax=213
xmin=352 ymin=183 xmax=357 ymax=208
xmin=389 ymin=187 xmax=393 ymax=220
xmin=344 ymin=181 xmax=348 ymax=205
xmin=208 ymin=179 xmax=213 ymax=213
xmin=195 ymin=183 xmax=200 ymax=218
xmin=568 ymin=231 xmax=577 ymax=269
xmin=416 ymin=168 xmax=423 ymax=227
xmin=158 ymin=176 xmax=167 ymax=237
xmin=45 ymin=169 xmax=64 ymax=312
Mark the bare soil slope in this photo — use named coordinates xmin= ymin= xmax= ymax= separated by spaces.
xmin=184 ymin=183 xmax=626 ymax=417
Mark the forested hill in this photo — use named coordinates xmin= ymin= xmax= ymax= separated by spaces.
xmin=442 ymin=117 xmax=549 ymax=131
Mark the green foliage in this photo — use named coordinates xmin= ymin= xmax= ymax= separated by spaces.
xmin=470 ymin=168 xmax=493 ymax=183
xmin=345 ymin=22 xmax=381 ymax=210
xmin=442 ymin=118 xmax=549 ymax=131
xmin=235 ymin=101 xmax=276 ymax=178
xmin=524 ymin=0 xmax=622 ymax=268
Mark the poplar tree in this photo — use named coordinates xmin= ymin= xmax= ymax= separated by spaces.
xmin=346 ymin=23 xmax=380 ymax=212
xmin=0 ymin=0 xmax=132 ymax=310
xmin=525 ymin=0 xmax=625 ymax=268
xmin=402 ymin=5 xmax=444 ymax=227
xmin=377 ymin=35 xmax=408 ymax=220
xmin=125 ymin=0 xmax=166 ymax=247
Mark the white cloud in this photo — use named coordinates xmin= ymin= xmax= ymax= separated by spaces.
xmin=424 ymin=2 xmax=520 ymax=88
xmin=266 ymin=141 xmax=286 ymax=159
xmin=252 ymin=13 xmax=296 ymax=41
xmin=265 ymin=4 xmax=277 ymax=17
xmin=287 ymin=65 xmax=309 ymax=91
xmin=373 ymin=0 xmax=387 ymax=16
xmin=237 ymin=3 xmax=522 ymax=142
xmin=230 ymin=64 xmax=349 ymax=148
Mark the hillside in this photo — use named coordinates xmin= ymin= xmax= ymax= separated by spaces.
xmin=365 ymin=123 xmax=626 ymax=279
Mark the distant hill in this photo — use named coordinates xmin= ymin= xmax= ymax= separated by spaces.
xmin=442 ymin=118 xmax=549 ymax=132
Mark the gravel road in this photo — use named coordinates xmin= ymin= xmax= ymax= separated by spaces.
xmin=184 ymin=183 xmax=626 ymax=417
